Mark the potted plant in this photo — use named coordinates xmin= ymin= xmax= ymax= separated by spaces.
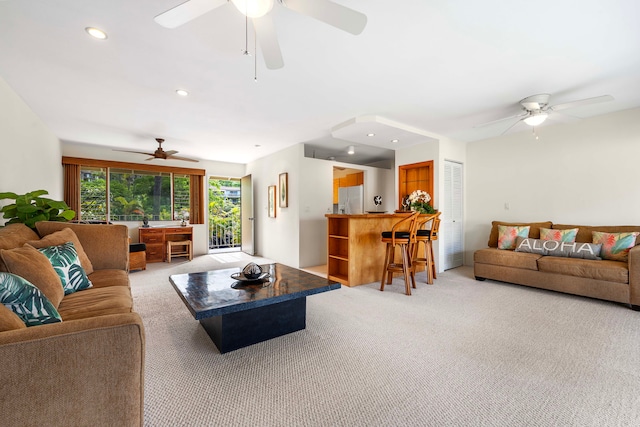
xmin=407 ymin=190 xmax=436 ymax=214
xmin=0 ymin=189 xmax=76 ymax=229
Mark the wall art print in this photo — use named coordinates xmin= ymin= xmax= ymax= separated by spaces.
xmin=279 ymin=172 xmax=288 ymax=208
xmin=268 ymin=185 xmax=276 ymax=218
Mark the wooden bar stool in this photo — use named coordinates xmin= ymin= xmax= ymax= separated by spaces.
xmin=167 ymin=240 xmax=193 ymax=263
xmin=411 ymin=212 xmax=441 ymax=284
xmin=380 ymin=212 xmax=419 ymax=295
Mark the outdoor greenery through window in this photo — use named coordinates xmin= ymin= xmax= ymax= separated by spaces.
xmin=80 ymin=167 xmax=190 ymax=222
xmin=209 ymin=178 xmax=241 ymax=250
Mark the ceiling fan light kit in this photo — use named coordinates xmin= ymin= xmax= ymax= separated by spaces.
xmin=523 ymin=111 xmax=548 ymax=127
xmin=231 ymin=0 xmax=274 ymax=18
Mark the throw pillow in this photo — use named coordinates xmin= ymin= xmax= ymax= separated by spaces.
xmin=540 ymin=227 xmax=578 ymax=243
xmin=515 ymin=237 xmax=602 ymax=260
xmin=37 ymin=242 xmax=93 ymax=295
xmin=497 ymin=225 xmax=530 ymax=250
xmin=0 ymin=244 xmax=64 ymax=308
xmin=27 ymin=228 xmax=94 ymax=275
xmin=592 ymin=231 xmax=639 ymax=262
xmin=0 ymin=272 xmax=62 ymax=326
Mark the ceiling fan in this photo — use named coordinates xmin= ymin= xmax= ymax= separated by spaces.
xmin=153 ymin=0 xmax=367 ymax=69
xmin=476 ymin=93 xmax=614 ymax=134
xmin=114 ymin=138 xmax=199 ymax=162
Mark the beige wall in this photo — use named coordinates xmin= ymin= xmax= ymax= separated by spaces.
xmin=465 ymin=107 xmax=640 ymax=264
xmin=0 ymin=76 xmax=62 ymax=223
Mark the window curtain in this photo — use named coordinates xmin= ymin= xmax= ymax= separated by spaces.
xmin=189 ymin=175 xmax=204 ymax=224
xmin=63 ymin=163 xmax=80 ymax=220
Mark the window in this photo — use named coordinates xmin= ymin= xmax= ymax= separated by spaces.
xmin=64 ymin=157 xmax=204 ymax=224
xmin=80 ymin=166 xmax=107 ymax=221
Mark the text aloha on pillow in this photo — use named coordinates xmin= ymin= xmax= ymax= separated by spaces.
xmin=0 ymin=272 xmax=62 ymax=326
xmin=515 ymin=237 xmax=602 ymax=260
xmin=540 ymin=227 xmax=578 ymax=243
xmin=497 ymin=225 xmax=530 ymax=250
xmin=592 ymin=231 xmax=639 ymax=262
xmin=37 ymin=242 xmax=93 ymax=295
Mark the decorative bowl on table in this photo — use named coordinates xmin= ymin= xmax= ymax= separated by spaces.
xmin=231 ymin=263 xmax=270 ymax=282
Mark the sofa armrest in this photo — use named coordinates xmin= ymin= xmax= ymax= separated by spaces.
xmin=0 ymin=313 xmax=144 ymax=426
xmin=629 ymin=245 xmax=640 ymax=307
xmin=36 ymin=221 xmax=129 ymax=271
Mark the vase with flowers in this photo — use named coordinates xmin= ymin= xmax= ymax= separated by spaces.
xmin=407 ymin=190 xmax=436 ymax=214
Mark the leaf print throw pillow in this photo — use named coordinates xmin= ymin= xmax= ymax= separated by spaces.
xmin=540 ymin=227 xmax=578 ymax=243
xmin=592 ymin=231 xmax=639 ymax=262
xmin=497 ymin=225 xmax=530 ymax=250
xmin=0 ymin=272 xmax=62 ymax=326
xmin=37 ymin=242 xmax=93 ymax=295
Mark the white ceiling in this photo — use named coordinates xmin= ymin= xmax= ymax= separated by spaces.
xmin=1 ymin=0 xmax=639 ymax=165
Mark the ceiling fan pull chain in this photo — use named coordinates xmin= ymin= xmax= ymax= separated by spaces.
xmin=254 ymin=27 xmax=258 ymax=82
xmin=532 ymin=127 xmax=539 ymax=140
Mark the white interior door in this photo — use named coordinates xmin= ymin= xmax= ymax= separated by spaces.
xmin=443 ymin=161 xmax=464 ymax=270
xmin=241 ymin=174 xmax=255 ymax=255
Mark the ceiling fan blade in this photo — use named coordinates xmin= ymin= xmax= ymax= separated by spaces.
xmin=282 ymin=0 xmax=367 ymax=35
xmin=168 ymin=155 xmax=200 ymax=162
xmin=154 ymin=0 xmax=228 ymax=29
xmin=474 ymin=113 xmax=527 ymax=128
xmin=113 ymin=149 xmax=156 ymax=156
xmin=164 ymin=150 xmax=179 ymax=156
xmin=253 ymin=15 xmax=284 ymax=70
xmin=550 ymin=95 xmax=614 ymax=112
xmin=500 ymin=118 xmax=524 ymax=135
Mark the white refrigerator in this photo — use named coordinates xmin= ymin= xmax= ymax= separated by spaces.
xmin=338 ymin=185 xmax=364 ymax=214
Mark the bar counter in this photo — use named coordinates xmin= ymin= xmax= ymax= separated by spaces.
xmin=326 ymin=212 xmax=415 ymax=287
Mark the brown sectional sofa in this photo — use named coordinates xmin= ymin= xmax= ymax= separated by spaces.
xmin=474 ymin=221 xmax=640 ymax=310
xmin=0 ymin=221 xmax=145 ymax=426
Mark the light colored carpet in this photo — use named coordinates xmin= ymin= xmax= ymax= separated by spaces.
xmin=131 ymin=254 xmax=640 ymax=426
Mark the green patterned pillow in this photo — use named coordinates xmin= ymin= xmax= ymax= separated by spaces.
xmin=0 ymin=272 xmax=62 ymax=326
xmin=37 ymin=242 xmax=93 ymax=295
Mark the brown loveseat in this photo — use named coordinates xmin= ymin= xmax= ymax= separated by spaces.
xmin=0 ymin=221 xmax=145 ymax=426
xmin=474 ymin=221 xmax=640 ymax=310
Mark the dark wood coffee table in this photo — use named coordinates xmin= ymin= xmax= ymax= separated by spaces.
xmin=169 ymin=263 xmax=340 ymax=353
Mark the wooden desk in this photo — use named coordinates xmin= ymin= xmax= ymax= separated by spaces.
xmin=139 ymin=226 xmax=193 ymax=263
xmin=326 ymin=213 xmax=422 ymax=287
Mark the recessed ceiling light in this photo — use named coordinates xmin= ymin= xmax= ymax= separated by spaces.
xmin=176 ymin=89 xmax=189 ymax=97
xmin=255 ymin=144 xmax=261 ymax=148
xmin=391 ymin=139 xmax=399 ymax=143
xmin=366 ymin=133 xmax=375 ymax=137
xmin=85 ymin=27 xmax=107 ymax=40
xmin=347 ymin=145 xmax=355 ymax=155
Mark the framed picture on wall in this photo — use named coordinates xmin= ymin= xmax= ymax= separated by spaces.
xmin=279 ymin=172 xmax=288 ymax=208
xmin=268 ymin=185 xmax=276 ymax=218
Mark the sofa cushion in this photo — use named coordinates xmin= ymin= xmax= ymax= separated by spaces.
xmin=56 ymin=286 xmax=133 ymax=321
xmin=497 ymin=225 xmax=530 ymax=250
xmin=592 ymin=231 xmax=639 ymax=262
xmin=515 ymin=237 xmax=602 ymax=260
xmin=0 ymin=223 xmax=40 ymax=272
xmin=27 ymin=227 xmax=94 ymax=275
xmin=0 ymin=302 xmax=28 ymax=332
xmin=0 ymin=244 xmax=64 ymax=307
xmin=0 ymin=272 xmax=62 ymax=326
xmin=36 ymin=242 xmax=93 ymax=295
xmin=540 ymin=227 xmax=578 ymax=242
xmin=537 ymin=257 xmax=629 ymax=284
xmin=88 ymin=269 xmax=130 ymax=288
xmin=488 ymin=221 xmax=552 ymax=248
xmin=474 ymin=248 xmax=542 ymax=271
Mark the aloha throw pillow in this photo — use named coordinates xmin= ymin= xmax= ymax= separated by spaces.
xmin=592 ymin=231 xmax=639 ymax=262
xmin=0 ymin=272 xmax=62 ymax=326
xmin=515 ymin=237 xmax=602 ymax=260
xmin=37 ymin=242 xmax=93 ymax=295
xmin=497 ymin=225 xmax=530 ymax=250
xmin=540 ymin=227 xmax=578 ymax=243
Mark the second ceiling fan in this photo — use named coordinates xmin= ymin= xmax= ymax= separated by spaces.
xmin=154 ymin=0 xmax=367 ymax=70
